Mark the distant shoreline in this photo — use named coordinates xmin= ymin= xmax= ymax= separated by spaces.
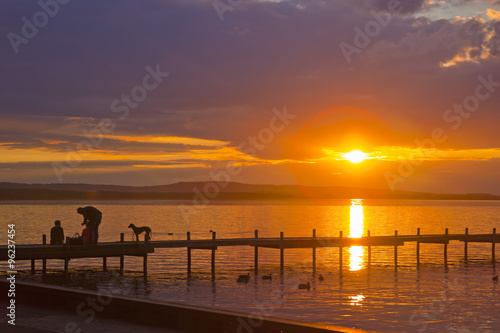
xmin=1 ymin=188 xmax=499 ymax=201
xmin=1 ymin=181 xmax=499 ymax=201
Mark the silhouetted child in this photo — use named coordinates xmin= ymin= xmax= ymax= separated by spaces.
xmin=82 ymin=224 xmax=90 ymax=245
xmin=50 ymin=220 xmax=65 ymax=245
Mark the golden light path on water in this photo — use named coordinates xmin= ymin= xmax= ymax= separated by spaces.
xmin=348 ymin=199 xmax=365 ymax=272
xmin=348 ymin=199 xmax=366 ymax=307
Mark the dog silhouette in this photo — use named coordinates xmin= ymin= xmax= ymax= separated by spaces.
xmin=128 ymin=223 xmax=152 ymax=242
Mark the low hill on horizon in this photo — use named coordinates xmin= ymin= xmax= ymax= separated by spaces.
xmin=0 ymin=181 xmax=498 ymax=201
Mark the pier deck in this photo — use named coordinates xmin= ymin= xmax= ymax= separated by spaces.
xmin=0 ymin=242 xmax=154 ymax=261
xmin=1 ymin=228 xmax=498 ymax=276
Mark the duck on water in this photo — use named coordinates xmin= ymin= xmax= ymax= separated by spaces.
xmin=298 ymin=282 xmax=310 ymax=290
xmin=237 ymin=273 xmax=250 ymax=283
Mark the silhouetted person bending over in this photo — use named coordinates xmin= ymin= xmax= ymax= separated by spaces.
xmin=50 ymin=220 xmax=65 ymax=245
xmin=77 ymin=206 xmax=102 ymax=244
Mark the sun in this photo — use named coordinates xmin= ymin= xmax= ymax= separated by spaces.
xmin=343 ymin=149 xmax=368 ymax=163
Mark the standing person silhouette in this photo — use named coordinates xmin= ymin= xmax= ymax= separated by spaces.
xmin=77 ymin=206 xmax=102 ymax=244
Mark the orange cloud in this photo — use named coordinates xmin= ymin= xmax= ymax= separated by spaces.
xmin=320 ymin=146 xmax=500 ymax=162
xmin=440 ymin=46 xmax=491 ymax=67
xmin=0 ymin=139 xmax=295 ymax=171
xmin=487 ymin=8 xmax=500 ymax=19
xmin=132 ymin=164 xmax=205 ymax=169
xmin=104 ymin=135 xmax=229 ymax=147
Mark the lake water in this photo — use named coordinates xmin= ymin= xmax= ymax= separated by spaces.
xmin=1 ymin=199 xmax=499 ymax=332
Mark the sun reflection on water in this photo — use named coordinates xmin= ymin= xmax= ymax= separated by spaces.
xmin=349 ymin=199 xmax=365 ymax=271
xmin=348 ymin=294 xmax=365 ymax=306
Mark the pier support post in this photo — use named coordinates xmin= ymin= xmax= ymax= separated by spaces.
xmin=464 ymin=228 xmax=468 ymax=262
xmin=280 ymin=232 xmax=284 ymax=274
xmin=394 ymin=230 xmax=398 ymax=270
xmin=493 ymin=228 xmax=496 ymax=264
xmin=312 ymin=229 xmax=316 ymax=275
xmin=143 ymin=255 xmax=147 ymax=277
xmin=103 ymin=257 xmax=107 ymax=272
xmin=254 ymin=230 xmax=258 ymax=275
xmin=339 ymin=231 xmax=343 ymax=274
xmin=31 ymin=259 xmax=35 ymax=275
xmin=64 ymin=236 xmax=70 ymax=274
xmin=211 ymin=232 xmax=216 ymax=278
xmin=42 ymin=234 xmax=47 ymax=275
xmin=187 ymin=232 xmax=191 ymax=276
xmin=444 ymin=228 xmax=448 ymax=267
xmin=120 ymin=233 xmax=124 ymax=275
xmin=416 ymin=228 xmax=420 ymax=268
xmin=367 ymin=230 xmax=371 ymax=269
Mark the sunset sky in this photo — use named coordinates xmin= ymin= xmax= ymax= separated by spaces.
xmin=1 ymin=0 xmax=500 ymax=194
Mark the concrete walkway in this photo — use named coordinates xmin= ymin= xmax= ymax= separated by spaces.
xmin=1 ymin=281 xmax=378 ymax=333
xmin=0 ymin=303 xmax=181 ymax=333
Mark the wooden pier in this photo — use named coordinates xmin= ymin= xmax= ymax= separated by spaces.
xmin=1 ymin=233 xmax=154 ymax=276
xmin=1 ymin=228 xmax=498 ymax=276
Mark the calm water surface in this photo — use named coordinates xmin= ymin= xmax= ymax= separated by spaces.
xmin=1 ymin=199 xmax=499 ymax=332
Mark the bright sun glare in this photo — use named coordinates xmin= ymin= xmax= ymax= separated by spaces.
xmin=343 ymin=150 xmax=368 ymax=163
